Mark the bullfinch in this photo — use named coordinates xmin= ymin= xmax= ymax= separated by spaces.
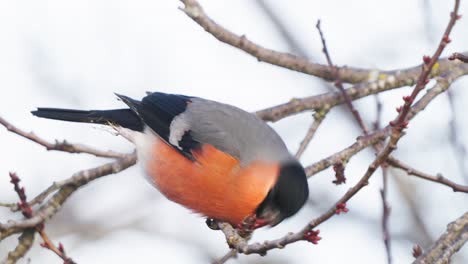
xmin=32 ymin=92 xmax=309 ymax=228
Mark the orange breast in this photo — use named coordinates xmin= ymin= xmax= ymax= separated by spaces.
xmin=146 ymin=139 xmax=279 ymax=225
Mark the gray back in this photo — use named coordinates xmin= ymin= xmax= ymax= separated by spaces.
xmin=182 ymin=98 xmax=292 ymax=166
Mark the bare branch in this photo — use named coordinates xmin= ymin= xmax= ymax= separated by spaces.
xmin=212 ymin=249 xmax=237 ymax=264
xmin=374 ymin=96 xmax=392 ymax=264
xmin=1 ymin=229 xmax=35 ymax=264
xmin=381 ymin=166 xmax=392 ymax=264
xmin=304 ymin=127 xmax=390 ymax=177
xmin=449 ymin=52 xmax=468 ymax=63
xmin=387 ymin=157 xmax=468 ymax=193
xmin=255 ymin=60 xmax=468 ymax=122
xmin=180 ymin=0 xmax=371 ymax=83
xmin=3 ymin=173 xmax=77 ymax=263
xmin=0 ymin=153 xmax=137 ymax=241
xmin=38 ymin=229 xmax=75 ymax=264
xmin=213 ymin=0 xmax=462 ymax=255
xmin=303 ymin=69 xmax=463 ymax=178
xmin=0 ymin=115 xmax=127 ymax=159
xmin=315 ymin=20 xmax=370 ymax=135
xmin=179 ymin=0 xmax=465 ymax=85
xmin=295 ymin=107 xmax=329 ymax=159
xmin=413 ymin=212 xmax=468 ymax=264
xmin=0 ymin=1 xmax=465 ymax=262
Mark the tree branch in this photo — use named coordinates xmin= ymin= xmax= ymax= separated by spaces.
xmin=315 ymin=20 xmax=370 ymax=135
xmin=295 ymin=107 xmax=329 ymax=159
xmin=209 ymin=0 xmax=462 ymax=256
xmin=449 ymin=52 xmax=468 ymax=63
xmin=1 ymin=229 xmax=35 ymax=264
xmin=0 ymin=153 xmax=137 ymax=241
xmin=0 ymin=115 xmax=126 ymax=159
xmin=387 ymin=157 xmax=468 ymax=193
xmin=179 ymin=0 xmax=465 ymax=86
xmin=255 ymin=59 xmax=467 ymax=122
xmin=413 ymin=212 xmax=468 ymax=264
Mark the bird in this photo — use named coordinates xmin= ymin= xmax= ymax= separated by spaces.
xmin=32 ymin=92 xmax=309 ymax=228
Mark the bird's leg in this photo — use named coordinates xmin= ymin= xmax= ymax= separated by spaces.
xmin=236 ymin=214 xmax=268 ymax=238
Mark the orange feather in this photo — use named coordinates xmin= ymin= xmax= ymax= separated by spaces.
xmin=146 ymin=139 xmax=279 ymax=225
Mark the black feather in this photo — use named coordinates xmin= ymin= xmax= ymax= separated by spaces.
xmin=32 ymin=92 xmax=202 ymax=160
xmin=138 ymin=92 xmax=192 ymax=142
xmin=118 ymin=92 xmax=200 ymax=160
xmin=31 ymin=108 xmax=143 ymax=131
xmin=256 ymin=162 xmax=309 ymax=225
xmin=178 ymin=130 xmax=201 ymax=157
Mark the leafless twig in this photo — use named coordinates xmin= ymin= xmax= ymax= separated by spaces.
xmin=5 ymin=172 xmax=76 ymax=263
xmin=0 ymin=115 xmax=126 ymax=159
xmin=387 ymin=157 xmax=468 ymax=193
xmin=255 ymin=57 xmax=467 ymax=122
xmin=413 ymin=212 xmax=468 ymax=264
xmin=449 ymin=52 xmax=468 ymax=63
xmin=295 ymin=107 xmax=329 ymax=159
xmin=1 ymin=0 xmax=466 ymax=262
xmin=1 ymin=229 xmax=35 ymax=264
xmin=179 ymin=0 xmax=465 ymax=85
xmin=316 ymin=20 xmax=370 ymax=135
xmin=204 ymin=0 xmax=462 ymax=256
xmin=212 ymin=249 xmax=237 ymax=264
xmin=0 ymin=154 xmax=136 ymax=240
xmin=381 ymin=166 xmax=392 ymax=264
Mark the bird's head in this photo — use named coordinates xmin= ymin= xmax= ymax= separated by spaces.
xmin=254 ymin=161 xmax=309 ymax=227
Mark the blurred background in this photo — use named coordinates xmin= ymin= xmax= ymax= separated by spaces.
xmin=0 ymin=0 xmax=467 ymax=263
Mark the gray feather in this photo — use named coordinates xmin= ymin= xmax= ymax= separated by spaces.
xmin=170 ymin=98 xmax=292 ymax=165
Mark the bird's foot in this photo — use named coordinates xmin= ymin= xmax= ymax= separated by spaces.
xmin=236 ymin=214 xmax=268 ymax=237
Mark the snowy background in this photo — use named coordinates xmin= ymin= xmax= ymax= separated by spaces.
xmin=0 ymin=0 xmax=467 ymax=263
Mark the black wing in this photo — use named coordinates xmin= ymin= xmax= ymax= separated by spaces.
xmin=116 ymin=92 xmax=200 ymax=160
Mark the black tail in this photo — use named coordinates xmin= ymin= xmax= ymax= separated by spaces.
xmin=31 ymin=108 xmax=144 ymax=131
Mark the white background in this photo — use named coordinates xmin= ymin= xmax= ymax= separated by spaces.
xmin=0 ymin=0 xmax=467 ymax=263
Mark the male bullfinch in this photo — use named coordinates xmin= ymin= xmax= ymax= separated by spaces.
xmin=32 ymin=92 xmax=309 ymax=228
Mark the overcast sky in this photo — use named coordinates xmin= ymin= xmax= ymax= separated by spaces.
xmin=0 ymin=0 xmax=467 ymax=263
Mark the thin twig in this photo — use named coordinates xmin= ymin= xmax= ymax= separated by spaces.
xmin=179 ymin=0 xmax=465 ymax=85
xmin=374 ymin=96 xmax=392 ymax=264
xmin=295 ymin=107 xmax=329 ymax=158
xmin=381 ymin=166 xmax=392 ymax=264
xmin=0 ymin=115 xmax=126 ymax=159
xmin=255 ymin=58 xmax=468 ymax=122
xmin=0 ymin=153 xmax=137 ymax=241
xmin=0 ymin=0 xmax=465 ymax=261
xmin=224 ymin=80 xmax=454 ymax=253
xmin=316 ymin=20 xmax=370 ymax=135
xmin=5 ymin=172 xmax=76 ymax=263
xmin=212 ymin=249 xmax=237 ymax=264
xmin=387 ymin=157 xmax=468 ymax=193
xmin=373 ymin=95 xmax=383 ymax=131
xmin=213 ymin=0 xmax=462 ymax=255
xmin=38 ymin=229 xmax=75 ymax=264
xmin=304 ymin=127 xmax=390 ymax=177
xmin=303 ymin=68 xmax=466 ymax=179
xmin=413 ymin=212 xmax=468 ymax=264
xmin=1 ymin=229 xmax=35 ymax=264
xmin=449 ymin=52 xmax=468 ymax=63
